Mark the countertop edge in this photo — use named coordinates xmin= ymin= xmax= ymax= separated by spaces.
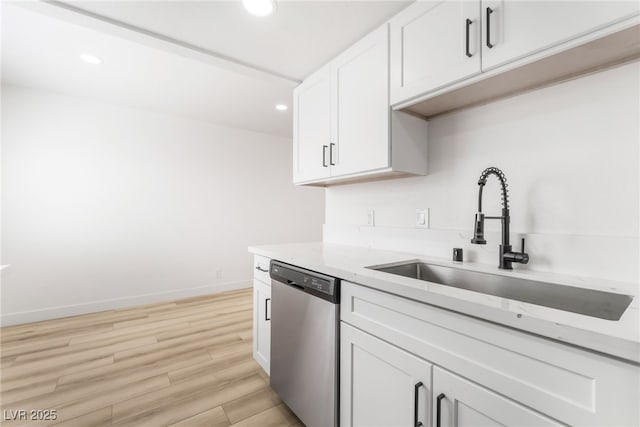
xmin=248 ymin=244 xmax=640 ymax=365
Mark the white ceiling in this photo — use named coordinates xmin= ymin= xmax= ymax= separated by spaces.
xmin=60 ymin=0 xmax=410 ymax=81
xmin=1 ymin=1 xmax=410 ymax=137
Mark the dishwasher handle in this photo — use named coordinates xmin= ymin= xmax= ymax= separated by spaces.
xmin=286 ymin=280 xmax=305 ymax=291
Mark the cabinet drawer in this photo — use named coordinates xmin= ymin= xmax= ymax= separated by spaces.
xmin=253 ymin=255 xmax=271 ymax=284
xmin=341 ymin=281 xmax=640 ymax=426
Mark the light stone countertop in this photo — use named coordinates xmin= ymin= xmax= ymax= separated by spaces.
xmin=249 ymin=241 xmax=640 ymax=364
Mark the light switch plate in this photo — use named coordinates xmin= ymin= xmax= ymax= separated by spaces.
xmin=367 ymin=209 xmax=375 ymax=226
xmin=416 ymin=208 xmax=429 ymax=228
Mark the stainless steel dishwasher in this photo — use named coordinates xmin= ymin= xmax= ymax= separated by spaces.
xmin=269 ymin=261 xmax=340 ymax=427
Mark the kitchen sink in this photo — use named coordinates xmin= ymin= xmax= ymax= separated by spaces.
xmin=366 ymin=261 xmax=634 ymax=321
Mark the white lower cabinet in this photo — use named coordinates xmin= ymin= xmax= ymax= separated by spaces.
xmin=252 ymin=269 xmax=271 ymax=374
xmin=340 ymin=281 xmax=640 ymax=426
xmin=341 ymin=323 xmax=432 ymax=427
xmin=340 ymin=323 xmax=559 ymax=427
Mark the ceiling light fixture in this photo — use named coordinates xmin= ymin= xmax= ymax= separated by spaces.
xmin=80 ymin=54 xmax=102 ymax=65
xmin=275 ymin=104 xmax=288 ymax=111
xmin=243 ymin=0 xmax=275 ymax=16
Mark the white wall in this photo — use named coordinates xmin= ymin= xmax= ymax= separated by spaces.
xmin=325 ymin=62 xmax=639 ymax=283
xmin=1 ymin=84 xmax=324 ymax=325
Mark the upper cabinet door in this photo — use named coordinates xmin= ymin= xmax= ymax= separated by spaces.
xmin=293 ymin=66 xmax=331 ymax=183
xmin=481 ymin=0 xmax=640 ymax=70
xmin=390 ymin=0 xmax=481 ymax=105
xmin=330 ymin=25 xmax=390 ymax=177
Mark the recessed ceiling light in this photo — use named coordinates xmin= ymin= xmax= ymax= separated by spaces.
xmin=275 ymin=104 xmax=288 ymax=111
xmin=243 ymin=0 xmax=275 ymax=16
xmin=80 ymin=54 xmax=102 ymax=65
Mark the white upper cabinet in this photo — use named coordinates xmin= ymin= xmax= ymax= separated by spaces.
xmin=293 ymin=66 xmax=332 ymax=183
xmin=293 ymin=24 xmax=428 ymax=186
xmin=481 ymin=0 xmax=640 ymax=70
xmin=390 ymin=0 xmax=640 ymax=111
xmin=390 ymin=0 xmax=482 ymax=105
xmin=331 ymin=25 xmax=390 ymax=177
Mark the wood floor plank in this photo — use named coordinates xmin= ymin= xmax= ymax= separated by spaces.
xmin=15 ymin=327 xmax=173 ymax=363
xmin=168 ymin=343 xmax=253 ymax=384
xmin=2 ymin=368 xmax=168 ymax=415
xmin=189 ymin=309 xmax=252 ymax=329
xmin=0 ymin=380 xmax=58 ymax=405
xmin=156 ymin=319 xmax=252 ymax=343
xmin=167 ymin=406 xmax=230 ymax=427
xmin=43 ymin=375 xmax=170 ymax=425
xmin=157 ymin=316 xmax=250 ymax=342
xmin=1 ymin=337 xmax=72 ymax=359
xmin=110 ymin=371 xmax=227 ymax=423
xmin=222 ymin=387 xmax=281 ymax=424
xmin=229 ymin=405 xmax=290 ymax=427
xmin=1 ymin=324 xmax=114 ymax=347
xmin=0 ymin=288 xmax=296 ymax=427
xmin=5 ymin=336 xmax=157 ymax=379
xmin=56 ymin=350 xmax=211 ymax=386
xmin=1 ymin=356 xmax=115 ymax=392
xmin=112 ymin=374 xmax=266 ymax=427
xmin=275 ymin=403 xmax=303 ymax=426
xmin=49 ymin=406 xmax=111 ymax=427
xmin=113 ymin=331 xmax=241 ymax=362
xmin=67 ymin=319 xmax=190 ymax=345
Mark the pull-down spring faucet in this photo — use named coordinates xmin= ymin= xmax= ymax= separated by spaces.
xmin=471 ymin=167 xmax=529 ymax=270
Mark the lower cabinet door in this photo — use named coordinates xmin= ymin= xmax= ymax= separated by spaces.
xmin=341 ymin=323 xmax=432 ymax=427
xmin=433 ymin=367 xmax=562 ymax=427
xmin=252 ymin=279 xmax=271 ymax=374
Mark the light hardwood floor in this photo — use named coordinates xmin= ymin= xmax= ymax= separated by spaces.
xmin=0 ymin=288 xmax=302 ymax=427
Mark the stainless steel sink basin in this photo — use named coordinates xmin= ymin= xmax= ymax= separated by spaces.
xmin=367 ymin=261 xmax=633 ymax=321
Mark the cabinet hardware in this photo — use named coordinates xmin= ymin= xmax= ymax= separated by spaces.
xmin=330 ymin=143 xmax=336 ymax=166
xmin=414 ymin=381 xmax=423 ymax=427
xmin=436 ymin=393 xmax=446 ymax=427
xmin=265 ymin=298 xmax=271 ymax=321
xmin=255 ymin=266 xmax=269 ymax=273
xmin=465 ymin=19 xmax=473 ymax=57
xmin=322 ymin=145 xmax=328 ymax=167
xmin=486 ymin=7 xmax=494 ymax=48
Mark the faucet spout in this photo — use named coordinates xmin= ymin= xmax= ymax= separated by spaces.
xmin=470 ymin=167 xmax=528 ymax=270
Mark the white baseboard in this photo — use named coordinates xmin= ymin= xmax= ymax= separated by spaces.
xmin=0 ymin=280 xmax=251 ymax=326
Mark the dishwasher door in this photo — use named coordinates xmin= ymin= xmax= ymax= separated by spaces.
xmin=270 ymin=279 xmax=338 ymax=427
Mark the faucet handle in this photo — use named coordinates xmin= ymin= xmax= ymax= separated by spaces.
xmin=519 ymin=238 xmax=529 ymax=264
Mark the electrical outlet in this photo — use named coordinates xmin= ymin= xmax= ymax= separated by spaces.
xmin=367 ymin=209 xmax=375 ymax=226
xmin=416 ymin=208 xmax=429 ymax=228
xmin=215 ymin=269 xmax=222 ymax=279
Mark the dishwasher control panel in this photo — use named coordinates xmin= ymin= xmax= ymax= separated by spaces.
xmin=270 ymin=261 xmax=339 ymax=303
xmin=303 ymin=276 xmax=333 ymax=296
